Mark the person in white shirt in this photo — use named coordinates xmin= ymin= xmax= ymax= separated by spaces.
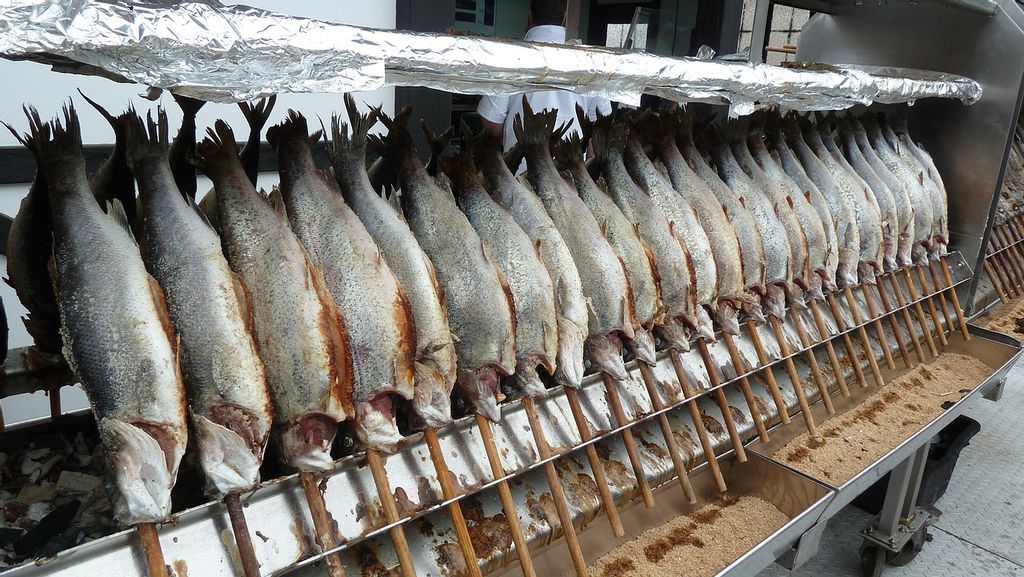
xmin=477 ymin=0 xmax=611 ymax=172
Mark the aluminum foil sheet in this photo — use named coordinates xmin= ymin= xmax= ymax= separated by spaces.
xmin=838 ymin=64 xmax=983 ymax=105
xmin=0 ymin=0 xmax=983 ymax=111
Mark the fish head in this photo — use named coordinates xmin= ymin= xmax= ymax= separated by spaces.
xmin=100 ymin=418 xmax=178 ymax=525
xmin=740 ymin=294 xmax=767 ymax=326
xmin=626 ymin=327 xmax=657 ymax=366
xmin=585 ymin=333 xmax=628 ymax=381
xmin=456 ymin=367 xmax=504 ymax=423
xmin=278 ymin=413 xmax=339 ymax=473
xmin=193 ymin=413 xmax=263 ymax=497
xmin=912 ymin=243 xmax=931 ymax=266
xmin=762 ymin=284 xmax=788 ymax=320
xmin=693 ymin=306 xmax=717 ymax=343
xmin=512 ymin=362 xmax=548 ymax=398
xmin=858 ymin=262 xmax=879 ymax=286
xmin=554 ymin=318 xmax=587 ymax=389
xmin=836 ymin=260 xmax=859 ymax=289
xmin=353 ymin=395 xmax=406 ymax=453
xmin=408 ymin=362 xmax=455 ymax=431
xmin=715 ymin=299 xmax=741 ymax=335
xmin=656 ymin=317 xmax=692 ymax=352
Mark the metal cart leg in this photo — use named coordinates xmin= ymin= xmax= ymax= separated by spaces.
xmin=859 ymin=442 xmax=940 ymax=577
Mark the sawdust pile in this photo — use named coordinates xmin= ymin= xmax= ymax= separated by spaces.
xmin=588 ymin=495 xmax=788 ymax=577
xmin=775 ymin=353 xmax=991 ymax=484
xmin=981 ymin=297 xmax=1024 ymax=336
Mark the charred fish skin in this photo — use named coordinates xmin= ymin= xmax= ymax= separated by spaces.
xmin=624 ymin=114 xmax=718 ymax=337
xmin=196 ymin=121 xmax=351 ymax=473
xmin=128 ymin=109 xmax=272 ymax=497
xmin=78 ymin=92 xmax=139 ymax=238
xmin=449 ymin=127 xmax=559 ymax=396
xmin=3 ymin=119 xmax=62 ymax=355
xmin=765 ymin=113 xmax=840 ymax=288
xmin=837 ymin=117 xmax=899 ymax=273
xmin=329 ymin=96 xmax=456 ymax=431
xmin=592 ymin=114 xmax=696 ymax=349
xmin=369 ymin=110 xmax=515 ymax=423
xmin=21 ymin=105 xmax=187 ymax=525
xmin=516 ymin=100 xmax=639 ymax=376
xmin=784 ymin=116 xmax=862 ymax=288
xmin=648 ymin=112 xmax=744 ymax=323
xmin=269 ymin=111 xmax=415 ymax=452
xmin=847 ymin=117 xmax=915 ymax=269
xmin=554 ymin=110 xmax=662 ymax=338
xmin=862 ymin=115 xmax=933 ymax=265
xmin=473 ymin=125 xmax=588 ymax=390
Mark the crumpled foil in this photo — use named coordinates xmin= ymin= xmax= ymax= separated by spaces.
xmin=0 ymin=0 xmax=984 ymax=111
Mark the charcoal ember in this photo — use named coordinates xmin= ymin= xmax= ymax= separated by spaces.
xmin=12 ymin=500 xmax=79 ymax=557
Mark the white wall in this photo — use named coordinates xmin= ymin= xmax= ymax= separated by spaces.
xmin=0 ymin=0 xmax=397 ymax=424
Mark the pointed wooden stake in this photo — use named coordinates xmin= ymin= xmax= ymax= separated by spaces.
xmin=860 ymin=284 xmax=897 ymax=370
xmin=670 ymin=349 xmax=727 ymax=492
xmin=721 ymin=331 xmax=770 ymax=442
xmin=927 ymin=261 xmax=954 ymax=337
xmin=695 ymin=339 xmax=747 ymax=462
xmin=522 ymin=396 xmax=588 ymax=577
xmin=985 ymin=259 xmax=1010 ymax=304
xmin=900 ymin=268 xmax=939 ymax=357
xmin=562 ymin=388 xmax=625 ymax=536
xmin=789 ymin=309 xmax=835 ymax=415
xmin=636 ymin=360 xmax=698 ymax=503
xmin=364 ymin=452 xmax=415 ymax=577
xmin=423 ymin=429 xmax=482 ymax=577
xmin=745 ymin=320 xmax=792 ymax=423
xmin=600 ymin=373 xmax=655 ymax=507
xmin=940 ymin=256 xmax=971 ymax=341
xmin=137 ymin=523 xmax=168 ymax=577
xmin=299 ymin=472 xmax=347 ymax=577
xmin=768 ymin=315 xmax=819 ymax=439
xmin=822 ymin=293 xmax=869 ymax=390
xmin=225 ymin=493 xmax=261 ymax=577
xmin=843 ymin=287 xmax=886 ymax=387
xmin=914 ymin=266 xmax=949 ymax=347
xmin=808 ymin=300 xmax=850 ymax=397
xmin=881 ymin=274 xmax=925 ymax=365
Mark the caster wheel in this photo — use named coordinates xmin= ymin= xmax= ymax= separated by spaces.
xmin=860 ymin=544 xmax=888 ymax=577
xmin=890 ymin=527 xmax=927 ymax=567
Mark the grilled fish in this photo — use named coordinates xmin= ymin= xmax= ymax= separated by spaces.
xmin=196 ymin=121 xmax=351 ymax=473
xmin=128 ymin=109 xmax=272 ymax=496
xmin=553 ymin=114 xmax=662 ymax=350
xmin=518 ymin=102 xmax=640 ymax=375
xmin=3 ymin=119 xmax=61 ymax=354
xmin=765 ymin=114 xmax=840 ymax=289
xmin=883 ymin=114 xmax=948 ymax=256
xmin=370 ymin=110 xmax=515 ymax=422
xmin=593 ymin=115 xmax=696 ymax=349
xmin=784 ymin=116 xmax=861 ymax=288
xmin=449 ymin=129 xmax=559 ymax=396
xmin=329 ymin=97 xmax=456 ymax=431
xmin=473 ymin=123 xmax=588 ymax=389
xmin=624 ymin=114 xmax=718 ymax=340
xmin=20 ymin=105 xmax=187 ymax=524
xmin=270 ymin=111 xmax=415 ymax=451
xmin=837 ymin=118 xmax=899 ymax=272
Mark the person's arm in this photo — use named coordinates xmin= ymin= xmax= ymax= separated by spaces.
xmin=477 ymin=95 xmax=510 ymax=139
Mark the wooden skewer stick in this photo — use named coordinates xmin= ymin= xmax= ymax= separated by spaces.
xmin=986 ymin=235 xmax=1016 ymax=296
xmin=940 ymin=256 xmax=972 ymax=341
xmin=994 ymin=247 xmax=1019 ymax=297
xmin=695 ymin=339 xmax=747 ymax=462
xmin=843 ymin=287 xmax=886 ymax=387
xmin=137 ymin=523 xmax=168 ymax=577
xmin=880 ymin=274 xmax=925 ymax=365
xmin=767 ymin=315 xmax=819 ymax=439
xmin=745 ymin=320 xmax=792 ymax=423
xmin=721 ymin=331 xmax=770 ymax=442
xmin=899 ymin=268 xmax=939 ymax=358
xmin=562 ymin=388 xmax=625 ymax=536
xmin=423 ymin=429 xmax=483 ymax=577
xmin=927 ymin=261 xmax=955 ymax=336
xmin=225 ymin=493 xmax=261 ymax=577
xmin=821 ymin=293 xmax=869 ymax=391
xmin=635 ymin=360 xmax=698 ymax=503
xmin=789 ymin=308 xmax=835 ymax=414
xmin=993 ymin=236 xmax=1020 ymax=296
xmin=600 ymin=373 xmax=656 ymax=507
xmin=669 ymin=349 xmax=727 ymax=492
xmin=363 ymin=452 xmax=415 ymax=577
xmin=914 ymin=266 xmax=949 ymax=347
xmin=521 ymin=396 xmax=588 ymax=577
xmin=299 ymin=472 xmax=347 ymax=577
xmin=997 ymin=228 xmax=1024 ymax=287
xmin=474 ymin=415 xmax=538 ymax=577
xmin=985 ymin=259 xmax=1011 ymax=304
xmin=808 ymin=299 xmax=851 ymax=397
xmin=805 ymin=297 xmax=848 ymax=393
xmin=860 ymin=283 xmax=897 ymax=370
xmin=862 ymin=282 xmax=905 ymax=370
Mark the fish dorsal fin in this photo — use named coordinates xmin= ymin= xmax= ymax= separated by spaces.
xmin=230 ymin=271 xmax=257 ymax=349
xmin=267 ymin=187 xmax=288 ymax=223
xmin=106 ymin=199 xmax=137 ymax=244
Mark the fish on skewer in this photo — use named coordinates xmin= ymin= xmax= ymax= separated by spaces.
xmin=328 ymin=96 xmax=457 ymax=431
xmin=195 ymin=121 xmax=351 ymax=472
xmin=450 ymin=124 xmax=559 ymax=396
xmin=14 ymin=104 xmax=187 ymax=525
xmin=269 ymin=111 xmax=415 ymax=451
xmin=127 ymin=109 xmax=273 ymax=498
xmin=369 ymin=109 xmax=515 ymax=422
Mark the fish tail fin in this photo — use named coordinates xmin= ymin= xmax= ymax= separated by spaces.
xmin=172 ymin=93 xmax=207 ymax=119
xmin=550 ymin=117 xmax=586 ymax=171
xmin=266 ymin=109 xmax=320 ymax=151
xmin=512 ymin=95 xmax=572 ymax=148
xmin=194 ymin=120 xmax=240 ymax=175
xmin=238 ymin=94 xmax=276 ymax=137
xmin=15 ymin=103 xmax=84 ymax=172
xmin=366 ymin=105 xmax=414 ymax=160
xmin=77 ymin=89 xmax=119 ymax=132
xmin=125 ymin=107 xmax=171 ymax=168
xmin=439 ymin=121 xmax=480 ymax=192
xmin=589 ymin=109 xmax=628 ymax=157
xmin=329 ymin=93 xmax=378 ymax=157
xmin=421 ymin=118 xmax=453 ymax=177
